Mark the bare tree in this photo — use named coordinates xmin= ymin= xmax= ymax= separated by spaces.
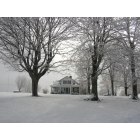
xmin=115 ymin=57 xmax=131 ymax=96
xmin=72 ymin=17 xmax=115 ymax=101
xmin=0 ymin=17 xmax=73 ymax=96
xmin=100 ymin=73 xmax=110 ymax=96
xmin=24 ymin=78 xmax=32 ymax=93
xmin=114 ymin=17 xmax=140 ymax=99
xmin=15 ymin=75 xmax=26 ymax=92
xmin=73 ymin=47 xmax=91 ymax=94
xmin=108 ymin=62 xmax=116 ymax=96
xmin=104 ymin=41 xmax=132 ymax=96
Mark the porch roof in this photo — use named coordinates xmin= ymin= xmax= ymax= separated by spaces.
xmin=51 ymin=85 xmax=80 ymax=88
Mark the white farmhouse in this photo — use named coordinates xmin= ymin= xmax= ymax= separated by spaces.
xmin=51 ymin=76 xmax=80 ymax=94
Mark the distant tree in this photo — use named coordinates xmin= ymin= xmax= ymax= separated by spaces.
xmin=115 ymin=56 xmax=131 ymax=96
xmin=23 ymin=78 xmax=32 ymax=93
xmin=79 ymin=80 xmax=87 ymax=95
xmin=22 ymin=77 xmax=41 ymax=93
xmin=100 ymin=73 xmax=110 ymax=96
xmin=73 ymin=47 xmax=91 ymax=95
xmin=0 ymin=17 xmax=73 ymax=96
xmin=15 ymin=75 xmax=26 ymax=92
xmin=104 ymin=42 xmax=131 ymax=96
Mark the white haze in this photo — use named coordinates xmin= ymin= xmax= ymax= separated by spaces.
xmin=0 ymin=54 xmax=76 ymax=93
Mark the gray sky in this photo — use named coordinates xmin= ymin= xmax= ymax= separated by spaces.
xmin=0 ymin=63 xmax=17 ymax=92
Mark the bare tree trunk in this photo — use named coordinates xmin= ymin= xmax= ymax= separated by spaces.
xmin=107 ymin=89 xmax=110 ymax=95
xmin=90 ymin=49 xmax=99 ymax=101
xmin=124 ymin=82 xmax=128 ymax=96
xmin=130 ymin=49 xmax=138 ymax=99
xmin=125 ymin=86 xmax=128 ymax=96
xmin=91 ymin=64 xmax=99 ymax=101
xmin=87 ymin=76 xmax=90 ymax=94
xmin=91 ymin=75 xmax=98 ymax=100
xmin=111 ymin=78 xmax=115 ymax=96
xmin=31 ymin=77 xmax=39 ymax=97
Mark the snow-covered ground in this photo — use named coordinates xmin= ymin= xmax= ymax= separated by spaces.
xmin=0 ymin=92 xmax=140 ymax=123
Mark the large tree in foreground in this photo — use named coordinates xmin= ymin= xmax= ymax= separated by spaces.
xmin=72 ymin=17 xmax=115 ymax=101
xmin=0 ymin=17 xmax=73 ymax=96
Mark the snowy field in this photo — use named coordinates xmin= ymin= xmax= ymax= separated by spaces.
xmin=0 ymin=92 xmax=140 ymax=123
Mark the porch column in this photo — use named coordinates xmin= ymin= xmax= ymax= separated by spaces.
xmin=51 ymin=86 xmax=52 ymax=94
xmin=70 ymin=87 xmax=71 ymax=94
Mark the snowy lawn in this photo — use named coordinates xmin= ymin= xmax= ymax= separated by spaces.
xmin=0 ymin=92 xmax=140 ymax=123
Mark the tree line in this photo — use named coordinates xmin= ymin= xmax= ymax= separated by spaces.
xmin=69 ymin=17 xmax=140 ymax=100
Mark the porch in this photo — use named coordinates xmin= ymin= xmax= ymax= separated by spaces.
xmin=51 ymin=86 xmax=79 ymax=94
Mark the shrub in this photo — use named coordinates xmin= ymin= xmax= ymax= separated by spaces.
xmin=43 ymin=89 xmax=48 ymax=94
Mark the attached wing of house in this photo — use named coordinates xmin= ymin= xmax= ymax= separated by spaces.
xmin=51 ymin=76 xmax=80 ymax=94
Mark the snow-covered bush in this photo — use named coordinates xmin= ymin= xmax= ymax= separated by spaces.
xmin=43 ymin=89 xmax=48 ymax=94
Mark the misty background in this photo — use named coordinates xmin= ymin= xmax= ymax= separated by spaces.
xmin=0 ymin=61 xmax=74 ymax=93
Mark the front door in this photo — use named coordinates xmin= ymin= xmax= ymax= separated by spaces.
xmin=65 ymin=87 xmax=70 ymax=94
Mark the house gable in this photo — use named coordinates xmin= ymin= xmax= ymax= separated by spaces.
xmin=58 ymin=76 xmax=79 ymax=86
xmin=51 ymin=76 xmax=80 ymax=94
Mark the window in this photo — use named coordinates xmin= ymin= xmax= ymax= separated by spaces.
xmin=63 ymin=80 xmax=71 ymax=84
xmin=63 ymin=80 xmax=67 ymax=84
xmin=73 ymin=87 xmax=79 ymax=93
